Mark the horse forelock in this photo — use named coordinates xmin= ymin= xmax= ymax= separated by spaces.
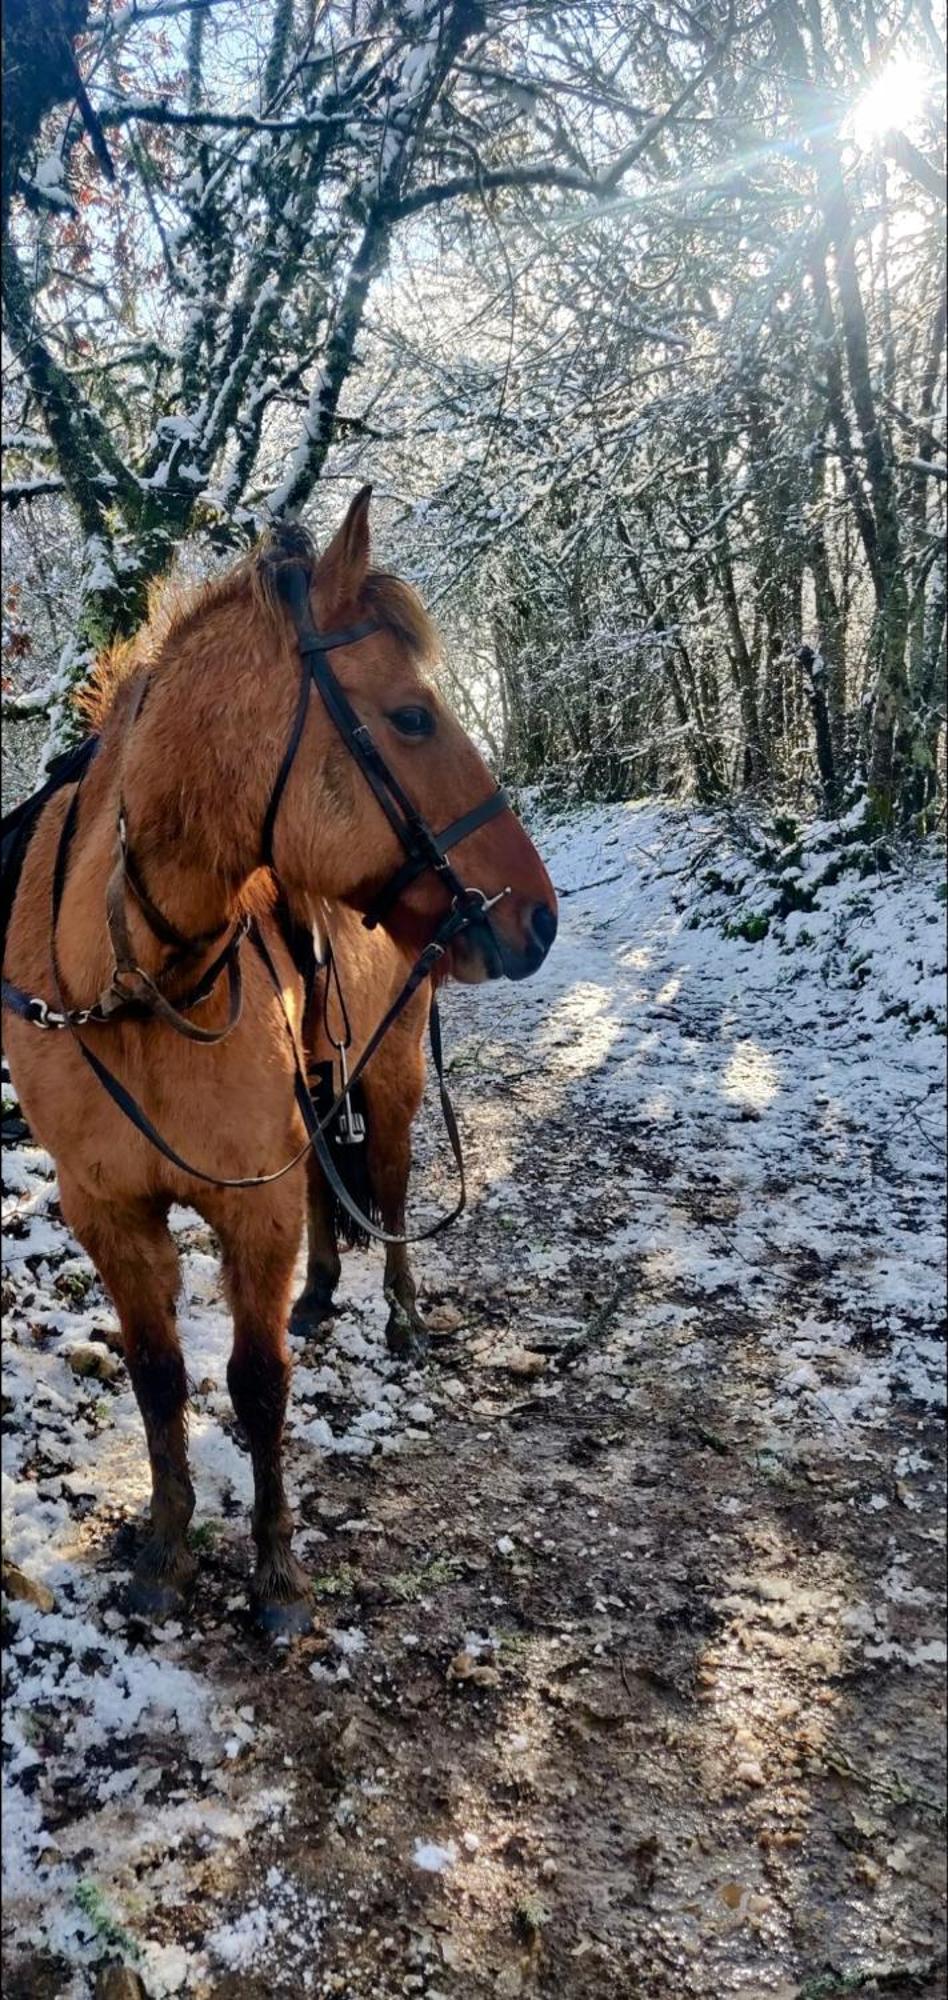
xmin=256 ymin=521 xmax=439 ymax=666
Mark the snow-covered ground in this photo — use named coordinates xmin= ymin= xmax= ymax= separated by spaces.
xmin=2 ymin=800 xmax=945 ymax=1998
xmin=512 ymin=799 xmax=946 ymax=1421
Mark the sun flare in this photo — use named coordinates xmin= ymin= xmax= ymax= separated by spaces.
xmin=846 ymin=52 xmax=933 ymax=146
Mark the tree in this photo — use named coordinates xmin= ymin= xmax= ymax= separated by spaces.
xmin=3 ymin=0 xmax=945 ymax=829
xmin=3 ymin=0 xmax=714 ymax=761
xmin=361 ymin=0 xmax=945 ymax=823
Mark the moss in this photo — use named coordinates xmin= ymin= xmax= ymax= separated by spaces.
xmin=189 ymin=1519 xmax=222 ymax=1552
xmin=725 ymin=911 xmax=770 ymax=942
xmin=388 ymin=1554 xmax=462 ymax=1602
xmin=311 ymin=1563 xmax=359 ymax=1599
xmin=74 ymin=1881 xmax=140 ymax=1961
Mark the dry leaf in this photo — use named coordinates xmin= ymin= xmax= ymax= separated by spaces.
xmin=490 ymin=1347 xmax=548 ymax=1379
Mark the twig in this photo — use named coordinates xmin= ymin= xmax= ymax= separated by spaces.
xmin=556 ymin=870 xmax=624 ymax=898
xmin=555 ymin=1280 xmax=626 ymax=1371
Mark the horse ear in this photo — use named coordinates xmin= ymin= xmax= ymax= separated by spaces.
xmin=315 ymin=484 xmax=372 ymax=618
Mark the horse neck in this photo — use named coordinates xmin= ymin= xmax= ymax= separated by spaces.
xmin=92 ymin=661 xmax=272 ymax=970
xmin=108 ymin=602 xmax=336 ymax=963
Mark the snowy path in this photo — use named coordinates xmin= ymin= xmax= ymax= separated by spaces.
xmin=3 ymin=803 xmax=946 ymax=1999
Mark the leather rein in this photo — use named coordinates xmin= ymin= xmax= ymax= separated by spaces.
xmin=2 ymin=560 xmax=511 ymax=1242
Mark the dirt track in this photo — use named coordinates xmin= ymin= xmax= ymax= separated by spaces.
xmin=3 ymin=805 xmax=946 ymax=1999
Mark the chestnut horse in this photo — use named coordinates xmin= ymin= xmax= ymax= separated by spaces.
xmin=2 ymin=488 xmax=556 ymax=1633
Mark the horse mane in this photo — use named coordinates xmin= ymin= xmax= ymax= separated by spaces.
xmin=77 ymin=523 xmax=439 ymax=734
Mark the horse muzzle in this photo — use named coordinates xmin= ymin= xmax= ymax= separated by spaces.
xmin=449 ymin=898 xmax=558 ymax=984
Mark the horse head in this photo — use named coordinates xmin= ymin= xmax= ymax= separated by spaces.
xmin=260 ymin=488 xmax=557 ymax=984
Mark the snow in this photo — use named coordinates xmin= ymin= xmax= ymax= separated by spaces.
xmin=488 ymin=796 xmax=945 ymax=1423
xmin=412 ymin=1838 xmax=458 ymax=1872
xmin=31 ymin=150 xmax=72 ymax=208
xmin=2 ymin=797 xmax=945 ymax=1985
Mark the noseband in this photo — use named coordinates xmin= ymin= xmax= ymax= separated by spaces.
xmin=2 ymin=558 xmax=516 ymax=1242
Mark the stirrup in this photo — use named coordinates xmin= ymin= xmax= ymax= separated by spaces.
xmin=335 ymin=1044 xmax=365 ymax=1146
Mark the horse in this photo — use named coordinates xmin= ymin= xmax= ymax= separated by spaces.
xmin=291 ymin=905 xmax=432 ymax=1356
xmin=2 ymin=487 xmax=557 ymax=1634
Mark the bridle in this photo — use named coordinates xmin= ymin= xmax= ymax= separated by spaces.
xmin=1 ymin=555 xmax=514 ymax=1242
xmin=265 ymin=562 xmax=511 ymax=941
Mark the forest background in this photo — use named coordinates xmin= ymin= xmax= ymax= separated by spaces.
xmin=2 ymin=0 xmax=946 ymax=844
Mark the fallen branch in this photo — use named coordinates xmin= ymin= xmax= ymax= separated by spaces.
xmin=555 ymin=1280 xmax=626 ymax=1371
xmin=3 ymin=685 xmax=55 ymax=720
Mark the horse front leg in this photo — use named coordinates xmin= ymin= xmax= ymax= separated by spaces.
xmin=59 ymin=1179 xmax=196 ymax=1617
xmin=289 ymin=1153 xmax=341 ymax=1338
xmin=384 ymin=1236 xmax=427 ymax=1362
xmin=368 ymin=1121 xmax=428 ymax=1363
xmin=209 ymin=1190 xmax=312 ymax=1635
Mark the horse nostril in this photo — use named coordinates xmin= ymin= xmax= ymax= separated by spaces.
xmin=530 ymin=902 xmax=557 ymax=955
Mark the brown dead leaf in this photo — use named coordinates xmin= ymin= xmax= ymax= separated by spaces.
xmin=448 ymin=1650 xmax=501 ymax=1687
xmin=490 ymin=1347 xmax=549 ymax=1379
xmin=2 ymin=1561 xmax=56 ymax=1613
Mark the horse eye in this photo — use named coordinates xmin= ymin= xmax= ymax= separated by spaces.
xmin=388 ymin=705 xmax=435 ymax=738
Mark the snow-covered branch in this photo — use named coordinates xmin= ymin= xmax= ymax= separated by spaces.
xmin=2 ymin=683 xmax=55 ymax=720
xmin=3 ymin=478 xmax=68 ymax=507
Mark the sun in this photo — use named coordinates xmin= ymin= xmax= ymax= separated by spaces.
xmin=846 ymin=52 xmax=933 ymax=146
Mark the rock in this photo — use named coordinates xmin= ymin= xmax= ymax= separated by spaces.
xmin=354 ymin=1579 xmax=385 ymax=1611
xmin=426 ymin=1304 xmax=464 ymax=1334
xmin=447 ymin=1650 xmax=476 ymax=1679
xmin=2 ymin=1561 xmax=56 ymax=1613
xmin=66 ymin=1343 xmax=121 ymax=1383
xmin=93 ymin=1966 xmax=147 ymax=2000
xmin=734 ymin=1757 xmax=766 ymax=1786
xmin=495 ymin=1969 xmax=523 ymax=1997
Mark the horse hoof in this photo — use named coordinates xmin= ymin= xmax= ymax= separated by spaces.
xmin=253 ymin=1595 xmax=314 ymax=1638
xmin=384 ymin=1289 xmax=429 ymax=1363
xmin=289 ymin=1293 xmax=336 ymax=1340
xmin=385 ymin=1319 xmax=429 ymax=1364
xmin=127 ymin=1572 xmax=189 ymax=1620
